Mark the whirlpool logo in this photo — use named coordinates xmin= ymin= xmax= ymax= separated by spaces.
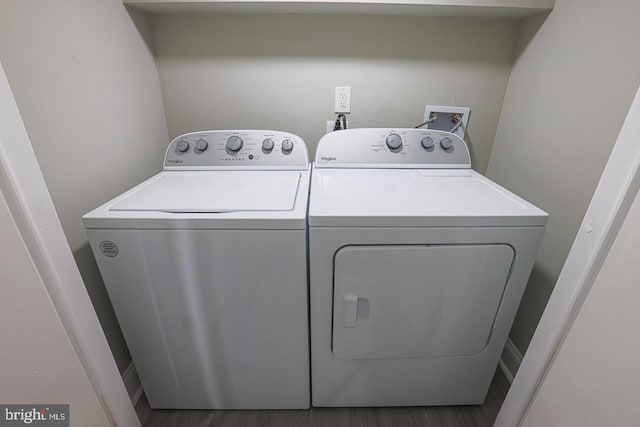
xmin=320 ymin=156 xmax=336 ymax=162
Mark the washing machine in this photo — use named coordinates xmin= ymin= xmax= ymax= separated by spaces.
xmin=309 ymin=128 xmax=548 ymax=406
xmin=83 ymin=130 xmax=310 ymax=409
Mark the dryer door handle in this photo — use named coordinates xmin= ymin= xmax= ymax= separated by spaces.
xmin=342 ymin=294 xmax=359 ymax=328
xmin=342 ymin=294 xmax=370 ymax=327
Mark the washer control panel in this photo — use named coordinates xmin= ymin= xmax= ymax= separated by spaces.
xmin=164 ymin=130 xmax=309 ymax=170
xmin=315 ymin=128 xmax=471 ymax=169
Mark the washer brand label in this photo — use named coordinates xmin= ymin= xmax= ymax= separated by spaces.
xmin=99 ymin=240 xmax=118 ymax=257
xmin=320 ymin=156 xmax=336 ymax=162
xmin=167 ymin=159 xmax=183 ymax=164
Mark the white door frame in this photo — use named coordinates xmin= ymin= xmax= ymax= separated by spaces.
xmin=0 ymin=62 xmax=140 ymax=426
xmin=494 ymin=86 xmax=640 ymax=426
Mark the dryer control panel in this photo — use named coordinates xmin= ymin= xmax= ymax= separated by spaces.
xmin=315 ymin=128 xmax=471 ymax=169
xmin=164 ymin=130 xmax=309 ymax=170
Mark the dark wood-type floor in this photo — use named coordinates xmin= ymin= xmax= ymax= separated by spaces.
xmin=136 ymin=368 xmax=509 ymax=427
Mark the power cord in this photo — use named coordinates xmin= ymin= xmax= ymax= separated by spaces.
xmin=333 ymin=114 xmax=348 ymax=131
xmin=414 ymin=112 xmax=437 ymax=129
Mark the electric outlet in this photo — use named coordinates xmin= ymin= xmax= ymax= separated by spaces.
xmin=422 ymin=105 xmax=470 ymax=139
xmin=335 ymin=87 xmax=351 ymax=114
xmin=326 ymin=120 xmax=350 ymax=134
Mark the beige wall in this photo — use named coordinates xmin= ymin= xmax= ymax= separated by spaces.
xmin=0 ymin=190 xmax=111 ymax=427
xmin=152 ymin=12 xmax=519 ymax=173
xmin=0 ymin=0 xmax=169 ymax=373
xmin=521 ymin=183 xmax=640 ymax=426
xmin=486 ymin=0 xmax=640 ymax=353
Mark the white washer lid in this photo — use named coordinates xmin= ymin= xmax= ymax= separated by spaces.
xmin=309 ymin=168 xmax=548 ymax=227
xmin=111 ymin=171 xmax=301 ymax=213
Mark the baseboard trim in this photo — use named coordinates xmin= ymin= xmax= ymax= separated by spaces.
xmin=499 ymin=338 xmax=523 ymax=384
xmin=122 ymin=362 xmax=143 ymax=406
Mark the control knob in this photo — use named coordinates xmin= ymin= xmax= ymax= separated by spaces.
xmin=226 ymin=136 xmax=243 ymax=152
xmin=175 ymin=140 xmax=189 ymax=153
xmin=421 ymin=136 xmax=434 ymax=150
xmin=262 ymin=138 xmax=275 ymax=152
xmin=386 ymin=133 xmax=402 ymax=150
xmin=195 ymin=138 xmax=208 ymax=152
xmin=440 ymin=137 xmax=453 ymax=150
xmin=281 ymin=139 xmax=294 ymax=153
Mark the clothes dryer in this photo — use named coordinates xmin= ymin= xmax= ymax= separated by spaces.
xmin=309 ymin=128 xmax=547 ymax=406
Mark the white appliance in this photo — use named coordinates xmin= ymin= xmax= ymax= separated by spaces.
xmin=309 ymin=128 xmax=548 ymax=406
xmin=83 ymin=130 xmax=310 ymax=409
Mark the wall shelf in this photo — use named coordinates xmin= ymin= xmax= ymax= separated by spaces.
xmin=123 ymin=0 xmax=554 ymax=18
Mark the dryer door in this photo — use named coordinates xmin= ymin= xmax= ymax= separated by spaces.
xmin=332 ymin=244 xmax=514 ymax=360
